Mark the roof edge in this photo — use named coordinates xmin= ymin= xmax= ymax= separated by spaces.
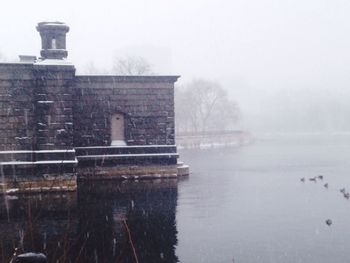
xmin=75 ymin=75 xmax=180 ymax=83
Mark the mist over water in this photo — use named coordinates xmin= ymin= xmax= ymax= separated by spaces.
xmin=1 ymin=0 xmax=350 ymax=262
xmin=177 ymin=134 xmax=350 ymax=262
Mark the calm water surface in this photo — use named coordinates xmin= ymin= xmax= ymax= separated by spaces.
xmin=1 ymin=134 xmax=350 ymax=262
xmin=177 ymin=134 xmax=350 ymax=263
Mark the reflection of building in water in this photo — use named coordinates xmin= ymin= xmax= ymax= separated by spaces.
xmin=0 ymin=180 xmax=178 ymax=263
xmin=0 ymin=193 xmax=78 ymax=261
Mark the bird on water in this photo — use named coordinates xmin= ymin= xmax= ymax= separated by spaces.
xmin=309 ymin=177 xmax=317 ymax=182
xmin=326 ymin=219 xmax=332 ymax=226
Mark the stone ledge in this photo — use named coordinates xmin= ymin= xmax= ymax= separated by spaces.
xmin=75 ymin=145 xmax=177 ymax=155
xmin=0 ymin=149 xmax=76 ymax=162
xmin=77 ymin=153 xmax=178 ymax=160
xmin=177 ymin=164 xmax=190 ymax=177
xmin=1 ymin=178 xmax=77 ymax=194
xmin=77 ymin=164 xmax=179 ymax=181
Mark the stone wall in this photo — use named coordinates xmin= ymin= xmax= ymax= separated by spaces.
xmin=0 ymin=63 xmax=35 ymax=151
xmin=73 ymin=76 xmax=179 ymax=147
xmin=0 ymin=70 xmax=178 ymax=150
xmin=0 ymin=63 xmax=76 ymax=152
xmin=33 ymin=64 xmax=75 ymax=150
xmin=0 ymin=63 xmax=77 ymax=191
xmin=0 ymin=64 xmax=183 ymax=191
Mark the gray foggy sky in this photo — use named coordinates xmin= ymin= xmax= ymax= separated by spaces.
xmin=1 ymin=0 xmax=350 ymax=132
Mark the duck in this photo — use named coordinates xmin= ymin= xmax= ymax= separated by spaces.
xmin=309 ymin=177 xmax=317 ymax=182
xmin=325 ymin=219 xmax=332 ymax=226
xmin=317 ymin=175 xmax=324 ymax=180
xmin=324 ymin=183 xmax=328 ymax=188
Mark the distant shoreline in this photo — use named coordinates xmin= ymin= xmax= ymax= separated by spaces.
xmin=176 ymin=130 xmax=253 ymax=149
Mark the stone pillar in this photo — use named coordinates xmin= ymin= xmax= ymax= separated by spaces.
xmin=33 ymin=64 xmax=75 ymax=150
xmin=30 ymin=64 xmax=77 ymax=184
xmin=36 ymin=22 xmax=69 ymax=60
xmin=0 ymin=22 xmax=77 ymax=193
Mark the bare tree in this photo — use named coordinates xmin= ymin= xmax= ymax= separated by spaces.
xmin=175 ymin=79 xmax=240 ymax=134
xmin=81 ymin=61 xmax=109 ymax=75
xmin=112 ymin=56 xmax=153 ymax=75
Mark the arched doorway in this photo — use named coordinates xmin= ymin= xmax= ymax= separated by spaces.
xmin=111 ymin=113 xmax=126 ymax=146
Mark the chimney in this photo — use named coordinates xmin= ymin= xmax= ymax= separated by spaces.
xmin=36 ymin=22 xmax=69 ymax=60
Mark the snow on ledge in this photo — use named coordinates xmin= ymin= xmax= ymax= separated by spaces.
xmin=0 ymin=149 xmax=75 ymax=154
xmin=0 ymin=159 xmax=78 ymax=166
xmin=74 ymin=145 xmax=176 ymax=149
xmin=76 ymin=153 xmax=178 ymax=159
xmin=35 ymin=59 xmax=74 ymax=66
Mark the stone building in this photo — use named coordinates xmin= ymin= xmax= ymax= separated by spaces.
xmin=0 ymin=22 xmax=188 ymax=193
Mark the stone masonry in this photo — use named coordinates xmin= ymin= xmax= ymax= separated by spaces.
xmin=73 ymin=76 xmax=177 ymax=147
xmin=0 ymin=22 xmax=188 ymax=194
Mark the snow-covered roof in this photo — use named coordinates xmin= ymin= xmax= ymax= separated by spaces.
xmin=35 ymin=58 xmax=73 ymax=66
